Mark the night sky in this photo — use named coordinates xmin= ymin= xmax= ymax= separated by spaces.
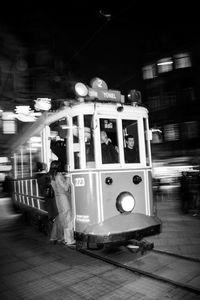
xmin=0 ymin=1 xmax=200 ymax=93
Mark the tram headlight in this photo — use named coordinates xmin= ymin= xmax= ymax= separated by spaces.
xmin=116 ymin=192 xmax=135 ymax=214
xmin=74 ymin=82 xmax=88 ymax=97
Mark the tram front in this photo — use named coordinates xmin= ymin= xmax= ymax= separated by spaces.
xmin=69 ymin=80 xmax=161 ymax=247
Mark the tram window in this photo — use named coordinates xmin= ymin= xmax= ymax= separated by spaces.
xmin=100 ymin=118 xmax=119 ymax=164
xmin=122 ymin=120 xmax=140 ymax=164
xmin=49 ymin=118 xmax=68 ymax=171
xmin=28 ymin=135 xmax=43 ymax=175
xmin=73 ymin=116 xmax=80 ymax=169
xmin=143 ymin=118 xmax=150 ymax=166
xmin=84 ymin=115 xmax=95 ymax=168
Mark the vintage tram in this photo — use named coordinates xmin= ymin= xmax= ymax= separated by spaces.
xmin=9 ymin=78 xmax=161 ymax=248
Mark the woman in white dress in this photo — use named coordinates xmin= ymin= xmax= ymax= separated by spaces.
xmin=49 ymin=160 xmax=75 ymax=245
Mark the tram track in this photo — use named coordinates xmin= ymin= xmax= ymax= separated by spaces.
xmin=80 ymin=243 xmax=200 ymax=295
xmin=152 ymin=248 xmax=200 ymax=263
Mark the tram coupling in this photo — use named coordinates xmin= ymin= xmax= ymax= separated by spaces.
xmin=126 ymin=239 xmax=154 ymax=254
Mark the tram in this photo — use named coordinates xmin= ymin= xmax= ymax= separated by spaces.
xmin=9 ymin=78 xmax=161 ymax=248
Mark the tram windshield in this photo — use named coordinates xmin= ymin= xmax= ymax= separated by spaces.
xmin=99 ymin=118 xmax=140 ymax=165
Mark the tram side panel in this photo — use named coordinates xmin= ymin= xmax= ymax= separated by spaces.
xmin=72 ymin=173 xmax=99 ymax=233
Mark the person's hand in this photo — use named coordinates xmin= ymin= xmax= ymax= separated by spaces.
xmin=55 ymin=136 xmax=61 ymax=141
xmin=115 ymin=146 xmax=119 ymax=153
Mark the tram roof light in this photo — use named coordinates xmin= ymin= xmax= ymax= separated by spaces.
xmin=127 ymin=90 xmax=142 ymax=105
xmin=75 ymin=82 xmax=88 ymax=97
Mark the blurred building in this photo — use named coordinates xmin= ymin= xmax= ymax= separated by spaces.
xmin=0 ymin=28 xmax=76 ymax=156
xmin=141 ymin=30 xmax=200 ymax=166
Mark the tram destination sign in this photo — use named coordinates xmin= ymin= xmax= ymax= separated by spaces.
xmin=88 ymin=88 xmax=121 ymax=102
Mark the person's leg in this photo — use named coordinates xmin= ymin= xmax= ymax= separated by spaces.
xmin=63 ymin=211 xmax=76 ymax=245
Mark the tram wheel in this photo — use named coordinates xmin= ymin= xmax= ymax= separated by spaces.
xmin=76 ymin=240 xmax=84 ymax=251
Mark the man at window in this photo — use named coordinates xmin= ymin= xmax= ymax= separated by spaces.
xmin=101 ymin=131 xmax=118 ymax=164
xmin=124 ymin=135 xmax=139 ymax=163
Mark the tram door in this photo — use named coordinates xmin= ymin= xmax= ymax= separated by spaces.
xmin=70 ymin=114 xmax=99 ymax=232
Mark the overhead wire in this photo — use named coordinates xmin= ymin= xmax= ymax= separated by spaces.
xmin=66 ymin=18 xmax=110 ymax=67
xmin=65 ymin=5 xmax=132 ymax=67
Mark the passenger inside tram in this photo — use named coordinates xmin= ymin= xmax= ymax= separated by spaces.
xmin=50 ymin=137 xmax=67 ymax=171
xmin=50 ymin=119 xmax=68 ymax=171
xmin=100 ymin=130 xmax=119 ymax=164
xmin=85 ymin=129 xmax=94 ymax=165
xmin=122 ymin=119 xmax=140 ymax=164
xmin=124 ymin=134 xmax=139 ymax=163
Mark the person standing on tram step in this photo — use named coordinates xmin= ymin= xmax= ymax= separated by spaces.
xmin=50 ymin=137 xmax=67 ymax=172
xmin=124 ymin=134 xmax=139 ymax=163
xmin=100 ymin=130 xmax=118 ymax=164
xmin=36 ymin=162 xmax=58 ymax=235
xmin=49 ymin=160 xmax=75 ymax=246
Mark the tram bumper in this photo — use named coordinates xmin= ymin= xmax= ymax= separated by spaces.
xmin=75 ymin=213 xmax=161 ymax=244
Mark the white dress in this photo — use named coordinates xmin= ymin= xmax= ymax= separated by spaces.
xmin=50 ymin=172 xmax=75 ymax=244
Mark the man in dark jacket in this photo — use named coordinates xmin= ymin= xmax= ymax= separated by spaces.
xmin=100 ymin=131 xmax=118 ymax=164
xmin=124 ymin=135 xmax=139 ymax=163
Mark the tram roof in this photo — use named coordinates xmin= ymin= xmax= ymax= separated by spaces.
xmin=8 ymin=101 xmax=149 ymax=152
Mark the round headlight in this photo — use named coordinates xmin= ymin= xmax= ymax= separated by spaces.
xmin=116 ymin=192 xmax=135 ymax=213
xmin=75 ymin=82 xmax=88 ymax=97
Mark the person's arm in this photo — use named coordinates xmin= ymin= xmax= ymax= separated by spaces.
xmin=56 ymin=173 xmax=70 ymax=192
xmin=110 ymin=143 xmax=119 ymax=162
